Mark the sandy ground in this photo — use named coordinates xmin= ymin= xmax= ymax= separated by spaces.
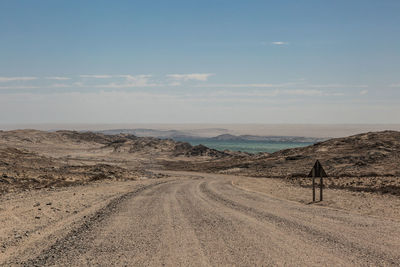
xmin=0 ymin=177 xmax=175 ymax=265
xmin=230 ymin=175 xmax=400 ymax=221
xmin=1 ymin=171 xmax=400 ymax=266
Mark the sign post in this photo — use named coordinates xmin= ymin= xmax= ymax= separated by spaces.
xmin=308 ymin=160 xmax=327 ymax=202
xmin=320 ymin=174 xmax=323 ymax=201
xmin=312 ymin=174 xmax=315 ymax=202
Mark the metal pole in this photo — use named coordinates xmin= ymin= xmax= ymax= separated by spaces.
xmin=320 ymin=177 xmax=323 ymax=201
xmin=312 ymin=176 xmax=315 ymax=202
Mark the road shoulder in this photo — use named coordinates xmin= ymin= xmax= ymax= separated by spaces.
xmin=0 ymin=178 xmax=171 ymax=264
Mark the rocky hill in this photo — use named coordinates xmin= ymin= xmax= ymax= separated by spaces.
xmin=0 ymin=130 xmax=229 ymax=193
xmin=0 ymin=130 xmax=228 ymax=158
xmin=210 ymin=134 xmax=325 ymax=143
xmin=164 ymin=130 xmax=400 ymax=178
xmin=97 ymin=128 xmax=229 ymax=139
xmin=2 ymin=129 xmax=400 ymax=195
xmin=97 ymin=129 xmax=325 ymax=143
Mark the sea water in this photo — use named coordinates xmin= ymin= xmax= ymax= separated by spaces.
xmin=175 ymin=138 xmax=314 ymax=154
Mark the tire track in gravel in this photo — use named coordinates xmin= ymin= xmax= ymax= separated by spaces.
xmin=21 ymin=180 xmax=171 ymax=266
xmin=175 ymin=179 xmax=356 ymax=266
xmin=12 ymin=175 xmax=400 ymax=266
xmin=199 ymin=179 xmax=400 ymax=266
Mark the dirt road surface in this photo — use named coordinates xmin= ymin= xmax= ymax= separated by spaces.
xmin=3 ymin=172 xmax=400 ymax=266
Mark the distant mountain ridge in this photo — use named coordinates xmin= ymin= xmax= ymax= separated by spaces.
xmin=164 ymin=130 xmax=400 ymax=178
xmin=97 ymin=128 xmax=226 ymax=139
xmin=96 ymin=129 xmax=326 ymax=143
xmin=210 ymin=134 xmax=325 ymax=143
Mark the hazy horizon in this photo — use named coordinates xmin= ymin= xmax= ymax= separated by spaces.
xmin=2 ymin=123 xmax=400 ymax=138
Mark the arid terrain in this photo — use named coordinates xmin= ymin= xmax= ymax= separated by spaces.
xmin=1 ymin=129 xmax=400 ymax=265
xmin=0 ymin=129 xmax=228 ymax=194
xmin=164 ymin=130 xmax=400 ymax=195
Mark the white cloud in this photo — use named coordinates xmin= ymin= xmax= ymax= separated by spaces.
xmin=271 ymin=41 xmax=289 ymax=45
xmin=0 ymin=76 xmax=37 ymax=82
xmin=0 ymin=85 xmax=39 ymax=90
xmin=93 ymin=75 xmax=156 ymax=88
xmin=0 ymin=83 xmax=71 ymax=89
xmin=360 ymin=90 xmax=368 ymax=95
xmin=204 ymin=90 xmax=280 ymax=98
xmin=328 ymin=92 xmax=346 ymax=96
xmin=73 ymin=82 xmax=84 ymax=87
xmin=45 ymin=76 xmax=70 ymax=80
xmin=49 ymin=83 xmax=70 ymax=88
xmin=1 ymin=91 xmax=398 ymax=124
xmin=117 ymin=74 xmax=152 ymax=80
xmin=166 ymin=73 xmax=214 ymax=81
xmin=80 ymin=75 xmax=114 ymax=79
xmin=282 ymin=89 xmax=323 ymax=96
xmin=79 ymin=74 xmax=153 ymax=80
xmin=197 ymin=83 xmax=294 ymax=88
xmin=389 ymin=83 xmax=400 ymax=88
xmin=93 ymin=82 xmax=157 ymax=88
xmin=74 ymin=74 xmax=157 ymax=88
xmin=198 ymin=82 xmax=367 ymax=90
xmin=0 ymin=74 xmax=363 ymax=99
xmin=184 ymin=89 xmax=342 ymax=99
xmin=168 ymin=81 xmax=182 ymax=86
xmin=308 ymin=84 xmax=368 ymax=88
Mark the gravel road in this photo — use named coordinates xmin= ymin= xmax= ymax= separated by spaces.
xmin=15 ymin=174 xmax=400 ymax=266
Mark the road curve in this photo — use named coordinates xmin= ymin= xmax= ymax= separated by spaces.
xmin=24 ymin=175 xmax=400 ymax=266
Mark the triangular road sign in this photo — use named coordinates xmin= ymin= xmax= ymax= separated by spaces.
xmin=308 ymin=160 xmax=327 ymax=177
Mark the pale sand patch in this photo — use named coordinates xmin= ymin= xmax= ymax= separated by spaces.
xmin=0 ymin=178 xmax=174 ymax=263
xmin=159 ymin=170 xmax=400 ymax=221
xmin=231 ymin=176 xmax=400 ymax=221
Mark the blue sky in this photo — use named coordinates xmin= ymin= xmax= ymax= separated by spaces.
xmin=0 ymin=0 xmax=399 ymax=124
